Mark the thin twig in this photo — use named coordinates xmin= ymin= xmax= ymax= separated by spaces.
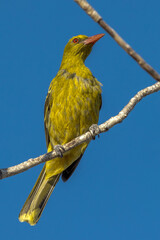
xmin=1 ymin=81 xmax=160 ymax=180
xmin=74 ymin=0 xmax=160 ymax=82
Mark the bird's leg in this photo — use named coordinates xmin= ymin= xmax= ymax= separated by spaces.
xmin=89 ymin=124 xmax=101 ymax=140
xmin=54 ymin=145 xmax=65 ymax=158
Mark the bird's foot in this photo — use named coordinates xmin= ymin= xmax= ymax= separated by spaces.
xmin=89 ymin=124 xmax=101 ymax=140
xmin=54 ymin=145 xmax=65 ymax=158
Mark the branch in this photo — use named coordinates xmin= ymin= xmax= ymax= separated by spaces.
xmin=1 ymin=81 xmax=160 ymax=180
xmin=74 ymin=0 xmax=160 ymax=82
xmin=1 ymin=0 xmax=160 ymax=180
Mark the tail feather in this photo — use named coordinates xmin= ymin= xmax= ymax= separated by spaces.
xmin=19 ymin=165 xmax=60 ymax=226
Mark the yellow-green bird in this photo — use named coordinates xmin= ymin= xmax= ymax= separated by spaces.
xmin=19 ymin=33 xmax=104 ymax=225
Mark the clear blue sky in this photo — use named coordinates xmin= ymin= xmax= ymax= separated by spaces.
xmin=0 ymin=0 xmax=160 ymax=239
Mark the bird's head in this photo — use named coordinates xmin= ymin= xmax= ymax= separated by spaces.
xmin=60 ymin=34 xmax=104 ymax=68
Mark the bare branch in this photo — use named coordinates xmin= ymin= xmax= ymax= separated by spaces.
xmin=74 ymin=0 xmax=160 ymax=82
xmin=1 ymin=81 xmax=160 ymax=180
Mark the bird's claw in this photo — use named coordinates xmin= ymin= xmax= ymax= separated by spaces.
xmin=54 ymin=145 xmax=65 ymax=158
xmin=89 ymin=124 xmax=100 ymax=140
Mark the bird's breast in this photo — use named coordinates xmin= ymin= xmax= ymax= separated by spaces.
xmin=47 ymin=71 xmax=102 ymax=146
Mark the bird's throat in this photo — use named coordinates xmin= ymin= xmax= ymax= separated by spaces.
xmin=60 ymin=56 xmax=92 ymax=79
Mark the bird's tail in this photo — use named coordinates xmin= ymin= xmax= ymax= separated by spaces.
xmin=19 ymin=165 xmax=60 ymax=226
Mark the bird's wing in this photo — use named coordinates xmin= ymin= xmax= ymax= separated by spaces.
xmin=99 ymin=93 xmax=102 ymax=110
xmin=44 ymin=87 xmax=52 ymax=148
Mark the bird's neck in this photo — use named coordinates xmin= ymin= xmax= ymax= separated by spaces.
xmin=59 ymin=55 xmax=93 ymax=79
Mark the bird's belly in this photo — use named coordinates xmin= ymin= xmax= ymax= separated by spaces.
xmin=49 ymin=93 xmax=99 ymax=145
xmin=45 ymin=78 xmax=101 ymax=177
xmin=45 ymin=142 xmax=88 ymax=178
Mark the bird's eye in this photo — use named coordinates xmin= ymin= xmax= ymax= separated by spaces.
xmin=72 ymin=38 xmax=79 ymax=43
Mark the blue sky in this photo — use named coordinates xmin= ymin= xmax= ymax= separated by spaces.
xmin=0 ymin=0 xmax=160 ymax=239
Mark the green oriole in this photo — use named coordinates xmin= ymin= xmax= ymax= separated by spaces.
xmin=19 ymin=33 xmax=104 ymax=225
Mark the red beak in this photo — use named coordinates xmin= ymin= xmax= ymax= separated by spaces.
xmin=84 ymin=33 xmax=105 ymax=45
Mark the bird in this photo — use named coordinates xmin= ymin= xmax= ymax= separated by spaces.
xmin=19 ymin=33 xmax=104 ymax=225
